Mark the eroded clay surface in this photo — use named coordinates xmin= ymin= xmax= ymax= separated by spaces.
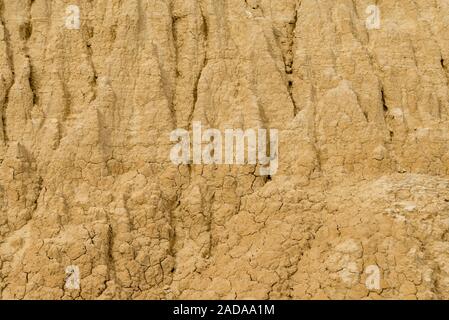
xmin=1 ymin=0 xmax=449 ymax=299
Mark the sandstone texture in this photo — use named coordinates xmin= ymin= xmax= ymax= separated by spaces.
xmin=1 ymin=0 xmax=449 ymax=300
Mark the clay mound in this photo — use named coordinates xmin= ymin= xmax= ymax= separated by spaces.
xmin=1 ymin=0 xmax=449 ymax=299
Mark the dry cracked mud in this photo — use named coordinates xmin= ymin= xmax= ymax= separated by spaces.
xmin=1 ymin=0 xmax=449 ymax=300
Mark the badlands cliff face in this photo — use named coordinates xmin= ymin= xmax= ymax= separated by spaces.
xmin=0 ymin=0 xmax=449 ymax=300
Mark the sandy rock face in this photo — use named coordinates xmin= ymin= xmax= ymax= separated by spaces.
xmin=0 ymin=0 xmax=449 ymax=300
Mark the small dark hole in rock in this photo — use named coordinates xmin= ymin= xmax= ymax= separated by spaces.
xmin=19 ymin=22 xmax=32 ymax=40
